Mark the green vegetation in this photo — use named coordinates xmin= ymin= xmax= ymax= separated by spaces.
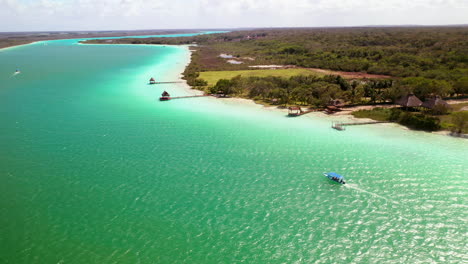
xmin=84 ymin=27 xmax=468 ymax=133
xmin=397 ymin=112 xmax=441 ymax=131
xmin=453 ymin=77 xmax=468 ymax=95
xmin=203 ymin=74 xmax=400 ymax=108
xmin=352 ymin=106 xmax=468 ymax=133
xmin=353 ymin=108 xmax=442 ymax=131
xmin=399 ymin=77 xmax=453 ymax=99
xmin=352 ymin=108 xmax=394 ymax=122
xmin=433 ymin=102 xmax=468 ymax=131
xmin=86 ymin=27 xmax=468 ymax=101
xmin=86 ymin=27 xmax=468 ymax=82
xmin=205 ymin=74 xmax=361 ymax=107
xmin=449 ymin=111 xmax=468 ymax=133
xmin=199 ymin=69 xmax=322 ymax=86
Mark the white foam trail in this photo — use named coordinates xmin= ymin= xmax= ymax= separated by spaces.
xmin=345 ymin=183 xmax=400 ymax=204
xmin=11 ymin=71 xmax=20 ymax=77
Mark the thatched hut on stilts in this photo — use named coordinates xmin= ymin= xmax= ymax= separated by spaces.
xmin=288 ymin=106 xmax=303 ymax=116
xmin=160 ymin=91 xmax=171 ymax=101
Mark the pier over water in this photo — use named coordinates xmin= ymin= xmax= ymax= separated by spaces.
xmin=332 ymin=121 xmax=391 ymax=130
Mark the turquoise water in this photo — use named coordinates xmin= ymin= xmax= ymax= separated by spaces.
xmin=1 ymin=36 xmax=467 ymax=263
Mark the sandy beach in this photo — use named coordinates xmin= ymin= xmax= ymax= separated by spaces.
xmin=0 ymin=41 xmax=40 ymax=52
xmin=184 ymin=86 xmax=466 ymax=137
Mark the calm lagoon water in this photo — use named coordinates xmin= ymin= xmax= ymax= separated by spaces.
xmin=0 ymin=35 xmax=467 ymax=263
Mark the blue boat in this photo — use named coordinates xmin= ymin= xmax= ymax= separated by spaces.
xmin=323 ymin=172 xmax=346 ymax=184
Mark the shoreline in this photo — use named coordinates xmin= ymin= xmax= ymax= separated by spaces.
xmin=123 ymin=43 xmax=468 ymax=139
xmin=214 ymin=96 xmax=468 ymax=138
xmin=77 ymin=42 xmax=467 ymax=139
xmin=11 ymin=38 xmax=462 ymax=139
xmin=76 ymin=39 xmax=201 ymax=100
xmin=78 ymin=40 xmax=200 ymax=96
xmin=173 ymin=46 xmax=205 ymax=96
xmin=1 ymin=30 xmax=205 ymax=51
xmin=0 ymin=30 xmax=204 ymax=50
xmin=180 ymin=79 xmax=468 ymax=138
xmin=0 ymin=41 xmax=40 ymax=52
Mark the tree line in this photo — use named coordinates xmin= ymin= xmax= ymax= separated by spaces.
xmin=83 ymin=27 xmax=468 ymax=96
xmin=196 ymin=73 xmax=465 ymax=108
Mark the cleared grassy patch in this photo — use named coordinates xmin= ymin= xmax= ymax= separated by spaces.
xmin=439 ymin=102 xmax=468 ymax=133
xmin=352 ymin=108 xmax=392 ymax=122
xmin=448 ymin=102 xmax=468 ymax=112
xmin=199 ymin=69 xmax=323 ymax=86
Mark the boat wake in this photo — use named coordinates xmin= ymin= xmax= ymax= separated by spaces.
xmin=345 ymin=183 xmax=400 ymax=204
xmin=11 ymin=71 xmax=21 ymax=77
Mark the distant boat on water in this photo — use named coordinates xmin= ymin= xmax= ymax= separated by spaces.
xmin=324 ymin=172 xmax=346 ymax=184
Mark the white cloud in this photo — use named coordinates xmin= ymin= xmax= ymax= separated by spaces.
xmin=0 ymin=0 xmax=467 ymax=31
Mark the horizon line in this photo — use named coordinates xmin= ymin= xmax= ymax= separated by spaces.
xmin=1 ymin=24 xmax=468 ymax=34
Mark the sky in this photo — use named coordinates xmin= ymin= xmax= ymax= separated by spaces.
xmin=1 ymin=0 xmax=467 ymax=32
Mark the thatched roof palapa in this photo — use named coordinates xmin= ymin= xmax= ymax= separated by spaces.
xmin=288 ymin=106 xmax=302 ymax=111
xmin=422 ymin=96 xmax=449 ymax=109
xmin=396 ymin=93 xmax=422 ymax=107
xmin=288 ymin=106 xmax=303 ymax=116
xmin=161 ymin=91 xmax=170 ymax=97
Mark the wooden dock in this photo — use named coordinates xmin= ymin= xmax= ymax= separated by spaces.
xmin=300 ymin=109 xmax=321 ymax=115
xmin=332 ymin=121 xmax=390 ymax=131
xmin=153 ymin=81 xmax=184 ymax=84
xmin=288 ymin=106 xmax=322 ymax=117
xmin=159 ymin=95 xmax=210 ymax=101
xmin=149 ymin=77 xmax=183 ymax=85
